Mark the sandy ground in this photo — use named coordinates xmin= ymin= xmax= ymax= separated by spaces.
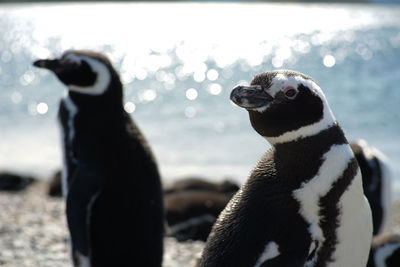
xmin=0 ymin=181 xmax=204 ymax=267
xmin=0 ymin=180 xmax=399 ymax=267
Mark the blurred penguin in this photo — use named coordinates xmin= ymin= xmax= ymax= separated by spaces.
xmin=367 ymin=233 xmax=400 ymax=267
xmin=164 ymin=177 xmax=239 ymax=241
xmin=350 ymin=139 xmax=392 ymax=235
xmin=34 ymin=50 xmax=164 ymax=267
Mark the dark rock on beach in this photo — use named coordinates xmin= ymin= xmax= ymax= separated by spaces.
xmin=0 ymin=172 xmax=35 ymax=191
xmin=47 ymin=174 xmax=240 ymax=198
xmin=47 ymin=170 xmax=62 ymax=197
xmin=164 ymin=178 xmax=239 ymax=241
xmin=163 ymin=177 xmax=239 ymax=195
xmin=165 ymin=190 xmax=236 ymax=241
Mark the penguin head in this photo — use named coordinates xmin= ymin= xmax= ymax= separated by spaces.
xmin=33 ymin=50 xmax=115 ymax=95
xmin=230 ymin=70 xmax=336 ymax=145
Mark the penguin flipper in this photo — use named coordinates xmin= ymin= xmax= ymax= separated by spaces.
xmin=66 ymin=165 xmax=104 ymax=260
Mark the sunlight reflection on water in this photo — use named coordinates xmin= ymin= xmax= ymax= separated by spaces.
xmin=0 ymin=3 xmax=400 ymax=189
xmin=6 ymin=3 xmax=396 ymax=76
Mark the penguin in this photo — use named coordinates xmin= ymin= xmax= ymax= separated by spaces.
xmin=165 ymin=190 xmax=234 ymax=242
xmin=367 ymin=233 xmax=400 ymax=267
xmin=33 ymin=50 xmax=164 ymax=267
xmin=350 ymin=139 xmax=392 ymax=235
xmin=163 ymin=178 xmax=239 ymax=241
xmin=163 ymin=177 xmax=239 ymax=195
xmin=199 ymin=70 xmax=373 ymax=267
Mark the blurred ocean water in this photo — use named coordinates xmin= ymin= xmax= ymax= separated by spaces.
xmin=0 ymin=3 xmax=399 ymax=195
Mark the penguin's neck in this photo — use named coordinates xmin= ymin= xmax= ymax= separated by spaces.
xmin=270 ymin=124 xmax=349 ymax=187
xmin=64 ymin=89 xmax=124 ymax=134
xmin=67 ymin=81 xmax=123 ymax=113
xmin=264 ymin=100 xmax=337 ymax=146
xmin=60 ymin=87 xmax=125 ymax=163
xmin=273 ymin=123 xmax=347 ymax=154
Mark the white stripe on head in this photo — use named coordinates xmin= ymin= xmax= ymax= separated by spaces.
xmin=64 ymin=53 xmax=111 ymax=95
xmin=264 ymin=73 xmax=336 ymax=145
xmin=266 ymin=72 xmax=324 ymax=98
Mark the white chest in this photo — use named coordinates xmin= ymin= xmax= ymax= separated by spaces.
xmin=59 ymin=94 xmax=78 ymax=197
xmin=293 ymin=144 xmax=372 ymax=266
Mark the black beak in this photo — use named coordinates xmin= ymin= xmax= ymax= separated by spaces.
xmin=33 ymin=59 xmax=64 ymax=72
xmin=230 ymin=85 xmax=274 ymax=109
xmin=33 ymin=57 xmax=81 ymax=75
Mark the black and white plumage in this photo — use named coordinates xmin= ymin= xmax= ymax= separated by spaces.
xmin=199 ymin=70 xmax=372 ymax=267
xmin=33 ymin=50 xmax=164 ymax=267
xmin=350 ymin=140 xmax=392 ymax=236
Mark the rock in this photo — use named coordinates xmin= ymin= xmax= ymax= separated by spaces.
xmin=163 ymin=177 xmax=239 ymax=194
xmin=164 ymin=178 xmax=239 ymax=241
xmin=0 ymin=172 xmax=35 ymax=191
xmin=47 ymin=170 xmax=62 ymax=197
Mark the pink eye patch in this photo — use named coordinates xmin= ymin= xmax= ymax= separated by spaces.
xmin=283 ymin=86 xmax=298 ymax=99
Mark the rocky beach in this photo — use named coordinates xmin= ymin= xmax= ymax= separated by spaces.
xmin=0 ymin=180 xmax=205 ymax=267
xmin=0 ymin=178 xmax=399 ymax=266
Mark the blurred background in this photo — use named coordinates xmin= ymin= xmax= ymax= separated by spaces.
xmin=0 ymin=0 xmax=399 ymax=196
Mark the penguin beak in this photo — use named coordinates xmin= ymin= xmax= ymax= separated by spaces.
xmin=33 ymin=59 xmax=64 ymax=72
xmin=230 ymin=85 xmax=274 ymax=109
xmin=33 ymin=58 xmax=79 ymax=74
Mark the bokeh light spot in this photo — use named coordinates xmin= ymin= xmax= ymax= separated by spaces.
xmin=208 ymin=83 xmax=222 ymax=95
xmin=36 ymin=102 xmax=48 ymax=115
xmin=19 ymin=70 xmax=36 ymax=86
xmin=323 ymin=55 xmax=336 ymax=67
xmin=271 ymin=57 xmax=284 ymax=68
xmin=124 ymin=102 xmax=136 ymax=113
xmin=207 ymin=69 xmax=219 ymax=81
xmin=193 ymin=72 xmax=206 ymax=83
xmin=184 ymin=106 xmax=196 ymax=118
xmin=135 ymin=69 xmax=148 ymax=80
xmin=186 ymin=88 xmax=198 ymax=100
xmin=140 ymin=89 xmax=157 ymax=102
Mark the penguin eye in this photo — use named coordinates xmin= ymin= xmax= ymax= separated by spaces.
xmin=283 ymin=86 xmax=298 ymax=99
